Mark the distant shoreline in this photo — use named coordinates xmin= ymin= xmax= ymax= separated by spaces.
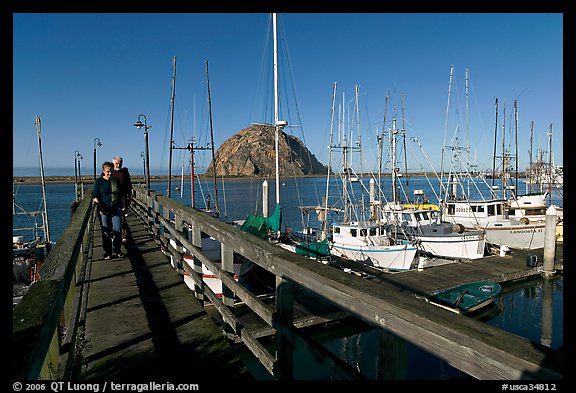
xmin=12 ymin=174 xmax=327 ymax=185
xmin=13 ymin=171 xmax=525 ymax=185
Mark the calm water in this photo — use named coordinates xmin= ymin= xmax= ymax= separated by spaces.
xmin=12 ymin=176 xmax=563 ymax=379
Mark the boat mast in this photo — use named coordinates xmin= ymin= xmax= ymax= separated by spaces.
xmin=491 ymin=98 xmax=498 ymax=188
xmin=355 ymin=84 xmax=362 ymax=178
xmin=528 ymin=120 xmax=534 ymax=193
xmin=322 ymin=82 xmax=337 ymax=239
xmin=273 ymin=13 xmax=281 ymax=206
xmin=439 ymin=64 xmax=453 ymax=197
xmin=35 ymin=115 xmax=51 ymax=245
xmin=378 ymin=91 xmax=389 ymax=196
xmin=401 ymin=93 xmax=408 ymax=195
xmin=206 ymin=60 xmax=219 ymax=214
xmin=391 ymin=115 xmax=398 ymax=205
xmin=547 ymin=123 xmax=553 ymax=204
xmin=514 ymin=99 xmax=519 ymax=195
xmin=340 ymin=92 xmax=347 ymax=221
xmin=465 ymin=67 xmax=470 ymax=163
xmin=168 ymin=55 xmax=177 ymax=198
xmin=501 ymin=102 xmax=507 ymax=199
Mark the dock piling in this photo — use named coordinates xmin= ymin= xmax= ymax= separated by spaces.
xmin=543 ymin=206 xmax=557 ymax=277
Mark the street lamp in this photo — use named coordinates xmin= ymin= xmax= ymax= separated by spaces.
xmin=93 ymin=138 xmax=102 ymax=183
xmin=134 ymin=114 xmax=151 ymax=189
xmin=140 ymin=151 xmax=146 ymax=187
xmin=74 ymin=150 xmax=80 ymax=201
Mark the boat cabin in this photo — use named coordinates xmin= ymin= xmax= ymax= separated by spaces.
xmin=444 ymin=199 xmax=506 ymax=220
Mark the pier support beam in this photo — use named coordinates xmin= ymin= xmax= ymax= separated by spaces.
xmin=274 ymin=277 xmax=294 ymax=379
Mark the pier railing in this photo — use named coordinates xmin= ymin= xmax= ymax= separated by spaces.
xmin=12 ymin=192 xmax=95 ymax=379
xmin=12 ymin=184 xmax=562 ymax=380
xmin=129 ymin=186 xmax=563 ymax=380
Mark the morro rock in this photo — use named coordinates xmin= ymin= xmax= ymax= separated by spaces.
xmin=205 ymin=124 xmax=327 ymax=177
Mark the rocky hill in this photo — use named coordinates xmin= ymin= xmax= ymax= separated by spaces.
xmin=205 ymin=124 xmax=327 ymax=177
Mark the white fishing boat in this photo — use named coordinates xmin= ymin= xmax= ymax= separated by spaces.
xmin=379 ymin=113 xmax=486 ymax=260
xmin=442 ymin=195 xmax=545 ymax=250
xmin=330 ymin=221 xmax=418 ymax=271
xmin=307 ymin=84 xmax=419 ymax=271
xmin=437 ymin=69 xmax=550 ymax=251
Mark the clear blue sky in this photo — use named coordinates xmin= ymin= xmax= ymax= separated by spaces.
xmin=13 ymin=13 xmax=563 ymax=177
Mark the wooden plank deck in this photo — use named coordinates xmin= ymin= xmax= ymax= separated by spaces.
xmin=335 ymin=244 xmax=563 ymax=295
xmin=77 ymin=212 xmax=252 ymax=380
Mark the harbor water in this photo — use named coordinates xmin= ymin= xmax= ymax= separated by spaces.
xmin=12 ymin=176 xmax=563 ymax=379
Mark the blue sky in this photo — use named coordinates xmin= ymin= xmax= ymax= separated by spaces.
xmin=13 ymin=13 xmax=563 ymax=177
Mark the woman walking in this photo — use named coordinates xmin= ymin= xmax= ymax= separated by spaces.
xmin=92 ymin=161 xmax=126 ymax=259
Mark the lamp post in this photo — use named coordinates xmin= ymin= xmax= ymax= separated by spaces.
xmin=74 ymin=150 xmax=80 ymax=201
xmin=76 ymin=150 xmax=83 ymax=200
xmin=93 ymin=138 xmax=102 ymax=183
xmin=134 ymin=114 xmax=151 ymax=189
xmin=140 ymin=151 xmax=146 ymax=187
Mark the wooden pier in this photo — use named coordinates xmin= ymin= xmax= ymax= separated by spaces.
xmin=12 ymin=186 xmax=563 ymax=381
xmin=78 ymin=213 xmax=251 ymax=380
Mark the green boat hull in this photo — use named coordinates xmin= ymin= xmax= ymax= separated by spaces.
xmin=429 ymin=281 xmax=502 ymax=314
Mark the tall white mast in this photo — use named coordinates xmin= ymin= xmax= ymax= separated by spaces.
xmin=273 ymin=13 xmax=281 ymax=205
xmin=35 ymin=115 xmax=51 ymax=244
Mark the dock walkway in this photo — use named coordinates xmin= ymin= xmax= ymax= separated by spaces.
xmin=330 ymin=245 xmax=563 ymax=295
xmin=78 ymin=212 xmax=251 ymax=380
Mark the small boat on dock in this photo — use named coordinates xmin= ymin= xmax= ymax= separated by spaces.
xmin=427 ymin=281 xmax=502 ymax=315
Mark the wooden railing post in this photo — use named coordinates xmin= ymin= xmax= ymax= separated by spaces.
xmin=189 ymin=223 xmax=204 ymax=305
xmin=171 ymin=214 xmax=185 ymax=272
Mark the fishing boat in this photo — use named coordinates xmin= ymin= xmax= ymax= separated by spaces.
xmin=427 ymin=281 xmax=502 ymax=314
xmin=437 ymin=72 xmax=549 ymax=251
xmin=301 ymin=84 xmax=419 ymax=271
xmin=379 ymin=112 xmax=486 ymax=260
xmin=13 ymin=116 xmax=53 ymax=306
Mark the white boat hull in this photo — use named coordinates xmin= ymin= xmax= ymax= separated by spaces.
xmin=418 ymin=233 xmax=486 ymax=260
xmin=483 ymin=221 xmax=546 ymax=250
xmin=330 ymin=240 xmax=417 ymax=271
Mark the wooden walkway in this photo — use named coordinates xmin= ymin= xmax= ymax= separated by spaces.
xmin=78 ymin=205 xmax=564 ymax=380
xmin=78 ymin=211 xmax=252 ymax=380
